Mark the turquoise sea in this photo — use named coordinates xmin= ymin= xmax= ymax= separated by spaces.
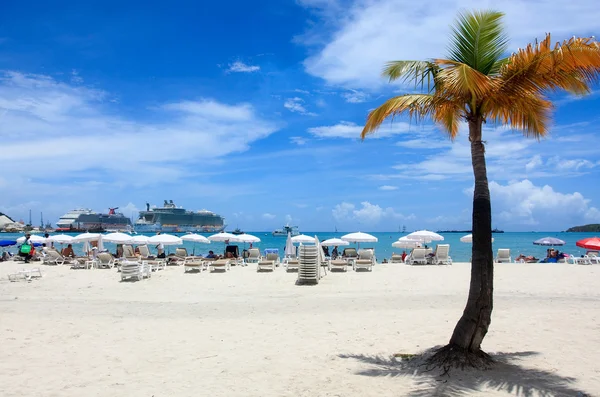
xmin=1 ymin=231 xmax=598 ymax=262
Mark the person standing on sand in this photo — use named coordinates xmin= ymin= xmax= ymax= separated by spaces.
xmin=20 ymin=233 xmax=34 ymax=263
xmin=156 ymin=232 xmax=165 ymax=258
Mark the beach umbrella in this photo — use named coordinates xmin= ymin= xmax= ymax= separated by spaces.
xmin=392 ymin=239 xmax=422 ymax=249
xmin=130 ymin=235 xmax=150 ymax=244
xmin=233 ymin=233 xmax=261 ymax=243
xmin=576 ymin=237 xmax=600 ymax=250
xmin=181 ymin=233 xmax=211 ymax=255
xmin=72 ymin=232 xmax=101 ymax=242
xmin=321 ymin=238 xmax=350 ymax=247
xmin=207 ymin=232 xmax=239 ymax=242
xmin=406 ymin=230 xmax=443 ymax=243
xmin=533 ymin=237 xmax=566 ymax=246
xmin=291 ymin=234 xmax=317 ymax=244
xmin=341 ymin=231 xmax=377 ymax=249
xmin=460 ymin=234 xmax=494 ymax=243
xmin=16 ymin=235 xmax=47 ymax=244
xmin=284 ymin=232 xmax=296 ymax=257
xmin=148 ymin=234 xmax=182 ymax=245
xmin=47 ymin=234 xmax=74 ymax=244
xmin=0 ymin=240 xmax=17 ymax=247
xmin=103 ymin=232 xmax=133 ymax=243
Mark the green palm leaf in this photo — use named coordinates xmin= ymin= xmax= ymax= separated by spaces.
xmin=448 ymin=10 xmax=508 ymax=75
xmin=382 ymin=60 xmax=440 ymax=92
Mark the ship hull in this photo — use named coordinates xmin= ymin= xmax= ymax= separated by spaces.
xmin=134 ymin=223 xmax=225 ymax=233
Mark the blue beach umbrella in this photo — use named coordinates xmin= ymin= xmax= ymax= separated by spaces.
xmin=0 ymin=240 xmax=17 ymax=247
xmin=533 ymin=237 xmax=566 ymax=246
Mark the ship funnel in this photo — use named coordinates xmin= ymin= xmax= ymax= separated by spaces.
xmin=146 ymin=202 xmax=150 ymax=211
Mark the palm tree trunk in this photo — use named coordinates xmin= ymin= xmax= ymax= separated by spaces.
xmin=448 ymin=118 xmax=494 ymax=352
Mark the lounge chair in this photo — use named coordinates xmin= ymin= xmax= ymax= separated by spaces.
xmin=257 ymin=253 xmax=279 ymax=272
xmin=354 ymin=249 xmax=374 ymax=271
xmin=284 ymin=258 xmax=300 ymax=272
xmin=495 ymin=249 xmax=512 ymax=263
xmin=432 ymin=244 xmax=452 ymax=265
xmin=8 ymin=267 xmax=42 ymax=281
xmin=120 ymin=259 xmax=151 ymax=281
xmin=184 ymin=256 xmax=205 ymax=273
xmin=209 ymin=259 xmax=230 ymax=272
xmin=329 ymin=258 xmax=348 ymax=272
xmin=390 ymin=253 xmax=404 ymax=263
xmin=97 ymin=252 xmax=116 ymax=269
xmin=246 ymin=248 xmax=261 ymax=264
xmin=407 ymin=248 xmax=427 ymax=265
xmin=43 ymin=249 xmax=75 ymax=266
xmin=123 ymin=245 xmax=135 ymax=258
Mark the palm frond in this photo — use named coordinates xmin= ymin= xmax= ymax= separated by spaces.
xmin=435 ymin=59 xmax=499 ymax=101
xmin=448 ymin=10 xmax=508 ymax=75
xmin=485 ymin=92 xmax=552 ymax=138
xmin=382 ymin=60 xmax=441 ymax=91
xmin=500 ymin=34 xmax=600 ymax=96
xmin=361 ymin=94 xmax=463 ymax=139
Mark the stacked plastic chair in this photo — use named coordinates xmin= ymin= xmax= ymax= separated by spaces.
xmin=297 ymin=244 xmax=321 ymax=285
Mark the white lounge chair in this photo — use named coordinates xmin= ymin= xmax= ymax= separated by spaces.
xmin=432 ymin=244 xmax=452 ymax=265
xmin=329 ymin=258 xmax=348 ymax=272
xmin=354 ymin=249 xmax=374 ymax=271
xmin=120 ymin=260 xmax=151 ymax=281
xmin=184 ymin=257 xmax=205 ymax=273
xmin=209 ymin=259 xmax=231 ymax=272
xmin=284 ymin=258 xmax=300 ymax=272
xmin=246 ymin=248 xmax=261 ymax=264
xmin=390 ymin=253 xmax=404 ymax=263
xmin=407 ymin=248 xmax=427 ymax=265
xmin=8 ymin=267 xmax=42 ymax=281
xmin=495 ymin=249 xmax=512 ymax=263
xmin=257 ymin=253 xmax=278 ymax=272
xmin=97 ymin=252 xmax=116 ymax=269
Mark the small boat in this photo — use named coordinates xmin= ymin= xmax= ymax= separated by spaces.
xmin=231 ymin=228 xmax=244 ymax=235
xmin=272 ymin=224 xmax=299 ymax=236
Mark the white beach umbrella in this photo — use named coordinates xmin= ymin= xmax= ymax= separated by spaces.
xmin=406 ymin=230 xmax=444 ymax=243
xmin=284 ymin=232 xmax=296 ymax=257
xmin=207 ymin=232 xmax=239 ymax=242
xmin=47 ymin=234 xmax=75 ymax=244
xmin=321 ymin=238 xmax=350 ymax=247
xmin=16 ymin=234 xmax=47 ymax=244
xmin=392 ymin=240 xmax=422 ymax=249
xmin=182 ymin=233 xmax=211 ymax=255
xmin=460 ymin=234 xmax=494 ymax=243
xmin=291 ymin=234 xmax=317 ymax=244
xmin=148 ymin=234 xmax=182 ymax=245
xmin=130 ymin=235 xmax=150 ymax=244
xmin=103 ymin=232 xmax=134 ymax=243
xmin=233 ymin=233 xmax=261 ymax=243
xmin=341 ymin=232 xmax=378 ymax=243
xmin=181 ymin=234 xmax=211 ymax=244
xmin=72 ymin=232 xmax=101 ymax=242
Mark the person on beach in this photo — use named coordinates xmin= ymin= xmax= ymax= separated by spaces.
xmin=206 ymin=250 xmax=217 ymax=259
xmin=62 ymin=244 xmax=75 ymax=258
xmin=401 ymin=250 xmax=407 ymax=262
xmin=332 ymin=246 xmax=339 ymax=259
xmin=116 ymin=244 xmax=124 ymax=258
xmin=19 ymin=233 xmax=34 ymax=263
xmin=155 ymin=232 xmax=165 ymax=258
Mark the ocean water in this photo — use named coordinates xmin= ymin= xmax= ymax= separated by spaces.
xmin=1 ymin=231 xmax=598 ymax=262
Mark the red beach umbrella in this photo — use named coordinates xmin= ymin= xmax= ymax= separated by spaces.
xmin=575 ymin=237 xmax=600 ymax=250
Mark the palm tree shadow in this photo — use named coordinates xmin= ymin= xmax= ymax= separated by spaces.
xmin=339 ymin=348 xmax=592 ymax=397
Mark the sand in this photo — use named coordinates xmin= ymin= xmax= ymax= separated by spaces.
xmin=0 ymin=260 xmax=599 ymax=397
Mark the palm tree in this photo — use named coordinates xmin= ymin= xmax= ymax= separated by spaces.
xmin=362 ymin=10 xmax=600 ymax=368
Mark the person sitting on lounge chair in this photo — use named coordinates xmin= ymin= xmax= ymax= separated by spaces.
xmin=62 ymin=244 xmax=75 ymax=258
xmin=206 ymin=250 xmax=217 ymax=259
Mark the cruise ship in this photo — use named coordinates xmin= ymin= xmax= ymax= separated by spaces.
xmin=134 ymin=200 xmax=226 ymax=233
xmin=272 ymin=224 xmax=300 ymax=236
xmin=56 ymin=207 xmax=132 ymax=232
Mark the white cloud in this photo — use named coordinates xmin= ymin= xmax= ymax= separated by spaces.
xmin=378 ymin=185 xmax=398 ymax=191
xmin=396 ymin=139 xmax=451 ymax=149
xmin=117 ymin=203 xmax=139 ymax=220
xmin=308 ymin=120 xmax=418 ymax=139
xmin=290 ymin=136 xmax=308 ymax=145
xmin=0 ymin=71 xmax=279 ymax=205
xmin=294 ymin=89 xmax=310 ymax=94
xmin=525 ymin=155 xmax=543 ymax=172
xmin=488 ymin=179 xmax=600 ymax=226
xmin=547 ymin=156 xmax=598 ymax=171
xmin=285 ymin=214 xmax=293 ymax=223
xmin=299 ymin=0 xmax=600 ymax=89
xmin=332 ymin=201 xmax=414 ymax=225
xmin=226 ymin=61 xmax=260 ymax=73
xmin=284 ymin=97 xmax=316 ymax=115
xmin=342 ymin=89 xmax=369 ymax=103
xmin=262 ymin=213 xmax=276 ymax=220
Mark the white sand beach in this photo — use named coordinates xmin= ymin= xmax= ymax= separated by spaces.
xmin=1 ymin=261 xmax=599 ymax=397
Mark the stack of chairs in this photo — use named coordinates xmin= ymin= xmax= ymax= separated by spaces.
xmin=120 ymin=260 xmax=151 ymax=281
xmin=297 ymin=244 xmax=321 ymax=284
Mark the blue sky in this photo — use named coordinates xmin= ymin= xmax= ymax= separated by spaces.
xmin=1 ymin=0 xmax=599 ymax=232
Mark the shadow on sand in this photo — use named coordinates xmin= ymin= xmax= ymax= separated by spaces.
xmin=339 ymin=348 xmax=592 ymax=397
